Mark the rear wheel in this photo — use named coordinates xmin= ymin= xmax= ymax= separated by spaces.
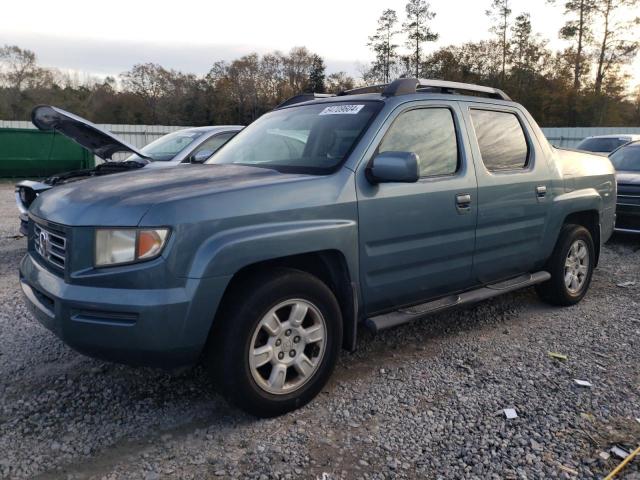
xmin=536 ymin=224 xmax=595 ymax=306
xmin=206 ymin=268 xmax=342 ymax=417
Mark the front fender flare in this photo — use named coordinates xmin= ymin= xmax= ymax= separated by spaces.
xmin=186 ymin=219 xmax=359 ymax=280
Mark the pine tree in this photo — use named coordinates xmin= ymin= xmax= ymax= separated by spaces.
xmin=486 ymin=0 xmax=512 ymax=84
xmin=402 ymin=0 xmax=438 ymax=78
xmin=308 ymin=54 xmax=326 ymax=93
xmin=367 ymin=9 xmax=400 ymax=83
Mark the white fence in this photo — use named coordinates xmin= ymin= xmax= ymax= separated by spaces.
xmin=2 ymin=120 xmax=640 ymax=149
xmin=542 ymin=127 xmax=640 ymax=148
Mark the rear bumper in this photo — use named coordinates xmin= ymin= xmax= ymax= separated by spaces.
xmin=19 ymin=253 xmax=231 ymax=368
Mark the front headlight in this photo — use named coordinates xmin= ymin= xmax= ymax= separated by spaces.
xmin=95 ymin=228 xmax=169 ymax=267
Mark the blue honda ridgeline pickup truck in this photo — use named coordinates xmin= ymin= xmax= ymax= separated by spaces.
xmin=20 ymin=79 xmax=616 ymax=417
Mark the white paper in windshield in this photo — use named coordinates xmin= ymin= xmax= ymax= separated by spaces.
xmin=319 ymin=104 xmax=365 ymax=115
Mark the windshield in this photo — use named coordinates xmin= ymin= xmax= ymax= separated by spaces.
xmin=206 ymin=101 xmax=382 ymax=173
xmin=610 ymin=143 xmax=640 ymax=171
xmin=576 ymin=137 xmax=628 ymax=153
xmin=127 ymin=130 xmax=206 ymax=162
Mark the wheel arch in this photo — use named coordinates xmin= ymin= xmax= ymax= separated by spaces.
xmin=211 ymin=250 xmax=358 ymax=352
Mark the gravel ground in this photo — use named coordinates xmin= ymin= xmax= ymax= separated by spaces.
xmin=0 ymin=180 xmax=639 ymax=480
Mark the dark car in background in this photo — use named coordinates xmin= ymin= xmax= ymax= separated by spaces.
xmin=575 ymin=134 xmax=640 ymax=154
xmin=609 ymin=140 xmax=640 ymax=233
xmin=15 ymin=106 xmax=242 ymax=234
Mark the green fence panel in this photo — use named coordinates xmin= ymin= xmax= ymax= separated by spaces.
xmin=0 ymin=128 xmax=94 ymax=177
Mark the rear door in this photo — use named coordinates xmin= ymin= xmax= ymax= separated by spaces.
xmin=462 ymin=103 xmax=553 ymax=283
xmin=356 ymin=100 xmax=478 ymax=314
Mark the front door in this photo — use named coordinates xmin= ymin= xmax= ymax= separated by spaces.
xmin=356 ymin=101 xmax=478 ymax=314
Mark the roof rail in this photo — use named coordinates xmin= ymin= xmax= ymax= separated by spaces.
xmin=336 ymin=84 xmax=387 ymax=96
xmin=275 ymin=93 xmax=335 ymax=109
xmin=382 ymin=78 xmax=512 ymax=101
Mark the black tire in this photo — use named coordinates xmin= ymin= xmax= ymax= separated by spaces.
xmin=535 ymin=224 xmax=595 ymax=306
xmin=206 ymin=268 xmax=342 ymax=418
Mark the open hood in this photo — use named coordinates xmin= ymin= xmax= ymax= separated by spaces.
xmin=31 ymin=105 xmax=151 ymax=161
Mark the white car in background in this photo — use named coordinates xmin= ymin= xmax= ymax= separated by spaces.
xmin=575 ymin=134 xmax=640 ymax=154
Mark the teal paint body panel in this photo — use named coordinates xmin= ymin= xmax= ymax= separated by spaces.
xmin=19 ymin=87 xmax=616 ymax=367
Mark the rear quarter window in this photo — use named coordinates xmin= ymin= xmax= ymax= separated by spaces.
xmin=470 ymin=109 xmax=529 ymax=172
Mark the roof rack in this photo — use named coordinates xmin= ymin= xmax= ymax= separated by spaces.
xmin=336 ymin=84 xmax=387 ymax=96
xmin=275 ymin=93 xmax=335 ymax=109
xmin=338 ymin=78 xmax=511 ymax=101
xmin=275 ymin=79 xmax=511 ymax=109
xmin=383 ymin=78 xmax=511 ymax=100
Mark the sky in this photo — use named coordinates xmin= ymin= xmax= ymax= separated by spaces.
xmin=1 ymin=0 xmax=639 ymax=89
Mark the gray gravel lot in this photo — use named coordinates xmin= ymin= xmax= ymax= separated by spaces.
xmin=0 ymin=180 xmax=639 ymax=479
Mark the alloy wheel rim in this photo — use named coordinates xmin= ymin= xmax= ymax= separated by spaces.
xmin=248 ymin=299 xmax=326 ymax=395
xmin=564 ymin=239 xmax=589 ymax=294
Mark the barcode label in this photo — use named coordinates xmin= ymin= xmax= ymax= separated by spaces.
xmin=319 ymin=105 xmax=365 ymax=115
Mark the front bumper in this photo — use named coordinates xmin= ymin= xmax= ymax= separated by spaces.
xmin=615 ymin=203 xmax=640 ymax=233
xmin=19 ymin=253 xmax=231 ymax=368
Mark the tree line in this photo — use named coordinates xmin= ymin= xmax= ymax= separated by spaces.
xmin=364 ymin=0 xmax=640 ymax=126
xmin=0 ymin=45 xmax=354 ymax=126
xmin=1 ymin=0 xmax=639 ymax=127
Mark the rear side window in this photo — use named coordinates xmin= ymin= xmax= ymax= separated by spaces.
xmin=470 ymin=109 xmax=529 ymax=171
xmin=379 ymin=108 xmax=458 ymax=177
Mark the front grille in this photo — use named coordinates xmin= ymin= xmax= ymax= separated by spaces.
xmin=616 ymin=183 xmax=640 ymax=207
xmin=617 ymin=193 xmax=640 ymax=206
xmin=34 ymin=223 xmax=67 ymax=270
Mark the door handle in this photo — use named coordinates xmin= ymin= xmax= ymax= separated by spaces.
xmin=536 ymin=185 xmax=547 ymax=198
xmin=455 ymin=193 xmax=471 ymax=213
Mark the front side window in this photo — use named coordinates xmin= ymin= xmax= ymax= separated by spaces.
xmin=127 ymin=130 xmax=206 ymax=162
xmin=470 ymin=109 xmax=529 ymax=171
xmin=378 ymin=108 xmax=458 ymax=177
xmin=207 ymin=102 xmax=382 ymax=174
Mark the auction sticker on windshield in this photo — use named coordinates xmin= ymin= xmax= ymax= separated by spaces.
xmin=319 ymin=105 xmax=365 ymax=115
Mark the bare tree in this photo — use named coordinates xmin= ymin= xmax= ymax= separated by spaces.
xmin=0 ymin=45 xmax=48 ymax=90
xmin=325 ymin=72 xmax=355 ymax=93
xmin=121 ymin=63 xmax=171 ymax=123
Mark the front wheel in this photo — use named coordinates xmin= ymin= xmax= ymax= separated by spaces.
xmin=536 ymin=224 xmax=595 ymax=306
xmin=206 ymin=268 xmax=342 ymax=417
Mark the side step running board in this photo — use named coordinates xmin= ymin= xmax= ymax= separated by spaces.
xmin=365 ymin=271 xmax=551 ymax=333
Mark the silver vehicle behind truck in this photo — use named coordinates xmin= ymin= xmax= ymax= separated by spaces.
xmin=15 ymin=106 xmax=242 ymax=234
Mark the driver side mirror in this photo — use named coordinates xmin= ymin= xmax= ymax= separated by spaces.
xmin=191 ymin=149 xmax=214 ymax=163
xmin=366 ymin=151 xmax=420 ymax=184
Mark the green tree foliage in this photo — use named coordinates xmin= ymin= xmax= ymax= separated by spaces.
xmin=402 ymin=0 xmax=438 ymax=77
xmin=367 ymin=9 xmax=400 ymax=83
xmin=308 ymin=55 xmax=326 ymax=93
